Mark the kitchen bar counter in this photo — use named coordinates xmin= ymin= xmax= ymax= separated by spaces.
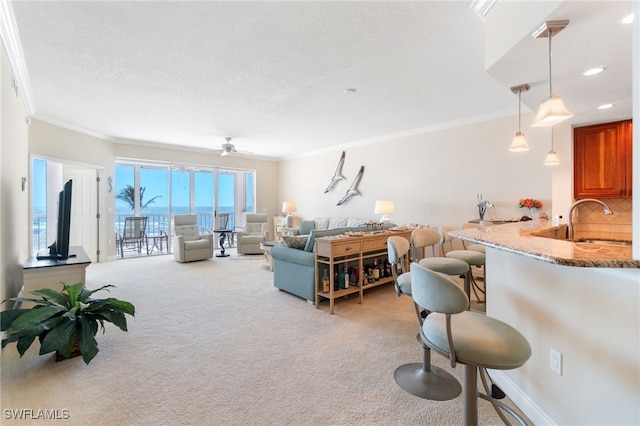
xmin=449 ymin=220 xmax=638 ymax=268
xmin=448 ymin=221 xmax=639 ymax=424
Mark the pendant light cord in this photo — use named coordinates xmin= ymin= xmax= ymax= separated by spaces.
xmin=518 ymin=89 xmax=522 ymax=131
xmin=547 ymin=28 xmax=553 ymax=96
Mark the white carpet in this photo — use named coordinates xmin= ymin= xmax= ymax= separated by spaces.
xmin=1 ymin=251 xmax=527 ymax=425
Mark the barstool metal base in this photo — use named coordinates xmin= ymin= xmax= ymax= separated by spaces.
xmin=394 ymin=363 xmax=462 ymax=401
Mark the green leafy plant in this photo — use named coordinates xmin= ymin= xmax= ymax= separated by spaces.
xmin=1 ymin=282 xmax=135 ymax=365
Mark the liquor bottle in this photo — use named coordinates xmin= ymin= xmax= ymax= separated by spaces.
xmin=373 ymin=259 xmax=380 ymax=281
xmin=339 ymin=268 xmax=346 ymax=289
xmin=343 ymin=267 xmax=349 ymax=289
xmin=322 ymin=269 xmax=330 ymax=293
xmin=334 ymin=271 xmax=339 ymax=291
xmin=349 ymin=267 xmax=356 ymax=285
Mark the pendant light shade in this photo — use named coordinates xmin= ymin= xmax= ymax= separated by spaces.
xmin=544 ymin=127 xmax=560 ymax=166
xmin=532 ymin=93 xmax=574 ymax=127
xmin=510 ymin=132 xmax=529 ymax=152
xmin=544 ymin=150 xmax=560 ymax=166
xmin=509 ymin=84 xmax=530 ymax=151
xmin=531 ymin=20 xmax=573 ymax=127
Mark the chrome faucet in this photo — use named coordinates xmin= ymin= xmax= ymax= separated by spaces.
xmin=567 ymin=198 xmax=613 ymax=240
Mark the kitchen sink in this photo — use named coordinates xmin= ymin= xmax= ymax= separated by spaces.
xmin=575 ymin=239 xmax=632 ymax=247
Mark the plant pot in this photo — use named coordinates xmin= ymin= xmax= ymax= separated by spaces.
xmin=55 ymin=338 xmax=81 ymax=362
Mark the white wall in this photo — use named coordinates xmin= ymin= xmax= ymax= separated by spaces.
xmin=0 ymin=44 xmax=29 ymax=304
xmin=487 ymin=248 xmax=640 ymax=425
xmin=279 ymin=113 xmax=567 ymax=227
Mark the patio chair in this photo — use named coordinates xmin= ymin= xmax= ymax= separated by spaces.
xmin=118 ymin=216 xmax=148 ymax=257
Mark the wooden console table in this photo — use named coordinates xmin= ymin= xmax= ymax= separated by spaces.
xmin=22 ymin=246 xmax=91 ymax=308
xmin=314 ymin=229 xmax=411 ymax=314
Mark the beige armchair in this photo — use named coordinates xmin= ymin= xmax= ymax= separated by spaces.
xmin=236 ymin=213 xmax=269 ymax=254
xmin=172 ymin=214 xmax=214 ymax=262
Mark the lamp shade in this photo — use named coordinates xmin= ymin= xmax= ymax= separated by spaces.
xmin=531 ymin=94 xmax=574 ymax=127
xmin=282 ymin=202 xmax=297 ymax=214
xmin=544 ymin=150 xmax=560 ymax=166
xmin=374 ymin=200 xmax=395 ymax=215
xmin=509 ymin=132 xmax=530 ymax=152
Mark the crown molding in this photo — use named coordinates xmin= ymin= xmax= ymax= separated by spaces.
xmin=0 ymin=0 xmax=35 ymax=115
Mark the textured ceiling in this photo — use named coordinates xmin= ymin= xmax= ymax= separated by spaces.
xmin=6 ymin=1 xmax=635 ymax=160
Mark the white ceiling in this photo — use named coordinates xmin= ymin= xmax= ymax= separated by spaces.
xmin=4 ymin=1 xmax=635 ymax=160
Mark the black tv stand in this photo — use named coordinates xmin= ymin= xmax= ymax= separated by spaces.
xmin=36 ymin=251 xmax=76 ymax=261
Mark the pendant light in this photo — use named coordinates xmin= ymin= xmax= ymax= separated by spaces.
xmin=509 ymin=84 xmax=531 ymax=151
xmin=544 ymin=127 xmax=560 ymax=166
xmin=531 ymin=20 xmax=573 ymax=127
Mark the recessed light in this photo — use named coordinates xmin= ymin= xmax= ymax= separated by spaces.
xmin=583 ymin=67 xmax=604 ymax=76
xmin=622 ymin=14 xmax=634 ymax=24
xmin=598 ymin=103 xmax=614 ymax=110
xmin=344 ymin=88 xmax=357 ymax=94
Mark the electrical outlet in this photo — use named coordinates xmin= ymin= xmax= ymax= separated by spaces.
xmin=550 ymin=347 xmax=562 ymax=375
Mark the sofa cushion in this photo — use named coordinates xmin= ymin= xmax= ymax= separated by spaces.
xmin=346 ymin=217 xmax=368 ymax=227
xmin=298 ymin=220 xmax=315 ymax=235
xmin=328 ymin=217 xmax=347 ymax=229
xmin=283 ymin=235 xmax=308 ymax=250
xmin=184 ymin=239 xmax=210 ymax=250
xmin=314 ymin=217 xmax=330 ymax=230
xmin=177 ymin=225 xmax=201 ymax=242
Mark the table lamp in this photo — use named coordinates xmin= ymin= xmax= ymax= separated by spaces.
xmin=282 ymin=201 xmax=297 ymax=227
xmin=374 ymin=200 xmax=395 ymax=224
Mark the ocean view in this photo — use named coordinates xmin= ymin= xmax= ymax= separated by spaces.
xmin=32 ymin=206 xmax=236 ymax=249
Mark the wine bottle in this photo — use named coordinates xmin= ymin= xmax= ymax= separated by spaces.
xmin=373 ymin=259 xmax=380 ymax=281
xmin=322 ymin=269 xmax=330 ymax=293
xmin=343 ymin=267 xmax=349 ymax=289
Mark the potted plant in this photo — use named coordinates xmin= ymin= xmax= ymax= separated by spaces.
xmin=1 ymin=282 xmax=135 ymax=365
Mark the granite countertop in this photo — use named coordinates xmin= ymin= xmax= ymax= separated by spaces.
xmin=449 ymin=221 xmax=639 ymax=268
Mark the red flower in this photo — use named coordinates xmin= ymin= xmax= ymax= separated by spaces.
xmin=519 ymin=198 xmax=543 ymax=209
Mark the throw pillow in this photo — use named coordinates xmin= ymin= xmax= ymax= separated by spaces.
xmin=283 ymin=235 xmax=308 ymax=250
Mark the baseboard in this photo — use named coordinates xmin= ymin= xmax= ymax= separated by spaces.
xmin=490 ymin=370 xmax=556 ymax=426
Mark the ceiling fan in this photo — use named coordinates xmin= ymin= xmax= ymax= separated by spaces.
xmin=219 ymin=137 xmax=253 ymax=157
xmin=220 ymin=137 xmax=237 ymax=156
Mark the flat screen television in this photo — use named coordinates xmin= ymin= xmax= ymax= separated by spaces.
xmin=37 ymin=179 xmax=74 ymax=260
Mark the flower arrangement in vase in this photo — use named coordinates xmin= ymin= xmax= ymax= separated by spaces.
xmin=519 ymin=198 xmax=543 ymax=219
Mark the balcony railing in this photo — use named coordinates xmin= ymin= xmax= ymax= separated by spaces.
xmin=32 ymin=214 xmax=48 ymax=250
xmin=115 ymin=212 xmax=235 ymax=242
xmin=32 ymin=212 xmax=238 ymax=256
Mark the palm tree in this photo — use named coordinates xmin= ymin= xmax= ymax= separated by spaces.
xmin=116 ymin=185 xmax=161 ymax=211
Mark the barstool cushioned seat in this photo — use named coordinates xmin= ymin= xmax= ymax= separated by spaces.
xmin=423 ymin=311 xmax=531 ymax=369
xmin=445 ymin=249 xmax=485 ymax=266
xmin=419 ymin=257 xmax=469 ymax=276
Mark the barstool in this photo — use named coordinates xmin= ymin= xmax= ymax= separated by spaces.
xmin=387 ymin=236 xmax=461 ymax=401
xmin=440 ymin=226 xmax=486 ymax=306
xmin=411 ymin=262 xmax=531 ymax=426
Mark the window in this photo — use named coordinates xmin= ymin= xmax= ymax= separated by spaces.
xmin=115 ymin=161 xmax=255 ymax=242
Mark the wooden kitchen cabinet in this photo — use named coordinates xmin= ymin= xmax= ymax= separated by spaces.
xmin=574 ymin=119 xmax=632 ymax=199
